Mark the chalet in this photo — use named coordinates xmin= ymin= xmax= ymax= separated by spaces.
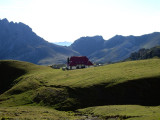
xmin=67 ymin=56 xmax=93 ymax=70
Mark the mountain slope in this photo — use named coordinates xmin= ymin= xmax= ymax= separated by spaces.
xmin=127 ymin=46 xmax=160 ymax=60
xmin=70 ymin=32 xmax=160 ymax=63
xmin=0 ymin=18 xmax=79 ymax=65
xmin=70 ymin=36 xmax=105 ymax=56
xmin=1 ymin=18 xmax=160 ymax=65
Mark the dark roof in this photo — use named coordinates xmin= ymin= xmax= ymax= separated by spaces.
xmin=68 ymin=56 xmax=93 ymax=66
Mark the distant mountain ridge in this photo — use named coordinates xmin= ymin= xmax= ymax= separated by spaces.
xmin=0 ymin=18 xmax=79 ymax=65
xmin=70 ymin=32 xmax=160 ymax=63
xmin=70 ymin=36 xmax=105 ymax=56
xmin=1 ymin=18 xmax=160 ymax=65
xmin=54 ymin=41 xmax=72 ymax=46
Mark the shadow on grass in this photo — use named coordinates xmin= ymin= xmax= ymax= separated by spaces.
xmin=32 ymin=76 xmax=160 ymax=111
xmin=0 ymin=61 xmax=26 ymax=94
xmin=64 ymin=76 xmax=160 ymax=110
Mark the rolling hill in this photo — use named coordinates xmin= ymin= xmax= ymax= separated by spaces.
xmin=0 ymin=59 xmax=160 ymax=119
xmin=0 ymin=18 xmax=79 ymax=65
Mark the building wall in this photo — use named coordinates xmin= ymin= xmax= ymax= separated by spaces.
xmin=67 ymin=65 xmax=93 ymax=70
xmin=67 ymin=66 xmax=76 ymax=70
xmin=71 ymin=66 xmax=76 ymax=69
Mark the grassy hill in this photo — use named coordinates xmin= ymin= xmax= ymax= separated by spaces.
xmin=78 ymin=105 xmax=160 ymax=120
xmin=0 ymin=59 xmax=160 ymax=119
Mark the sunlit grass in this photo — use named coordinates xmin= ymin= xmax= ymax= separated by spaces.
xmin=44 ymin=58 xmax=160 ymax=87
xmin=1 ymin=59 xmax=160 ymax=105
xmin=0 ymin=106 xmax=80 ymax=120
xmin=3 ymin=59 xmax=159 ymax=88
xmin=78 ymin=105 xmax=160 ymax=120
xmin=0 ymin=59 xmax=160 ymax=119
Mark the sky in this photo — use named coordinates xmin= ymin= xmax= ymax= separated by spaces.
xmin=0 ymin=0 xmax=160 ymax=42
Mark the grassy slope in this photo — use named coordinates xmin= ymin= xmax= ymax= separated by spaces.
xmin=45 ymin=58 xmax=160 ymax=87
xmin=0 ymin=60 xmax=81 ymax=119
xmin=0 ymin=106 xmax=78 ymax=120
xmin=78 ymin=105 xmax=160 ymax=120
xmin=0 ymin=59 xmax=160 ymax=119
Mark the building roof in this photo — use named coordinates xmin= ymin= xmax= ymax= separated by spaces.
xmin=68 ymin=56 xmax=93 ymax=66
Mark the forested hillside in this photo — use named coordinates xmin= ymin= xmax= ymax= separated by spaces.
xmin=127 ymin=46 xmax=160 ymax=60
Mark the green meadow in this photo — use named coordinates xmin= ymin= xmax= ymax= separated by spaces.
xmin=0 ymin=59 xmax=160 ymax=119
xmin=78 ymin=105 xmax=160 ymax=120
xmin=0 ymin=106 xmax=79 ymax=120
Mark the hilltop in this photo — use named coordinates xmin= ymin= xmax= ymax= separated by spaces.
xmin=0 ymin=59 xmax=160 ymax=119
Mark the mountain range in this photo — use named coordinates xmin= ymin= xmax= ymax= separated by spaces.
xmin=0 ymin=18 xmax=79 ymax=65
xmin=70 ymin=33 xmax=160 ymax=63
xmin=1 ymin=18 xmax=160 ymax=65
xmin=54 ymin=41 xmax=72 ymax=46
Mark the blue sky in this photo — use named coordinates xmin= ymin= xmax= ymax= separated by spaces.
xmin=1 ymin=0 xmax=160 ymax=42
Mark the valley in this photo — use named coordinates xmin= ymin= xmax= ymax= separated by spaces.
xmin=1 ymin=0 xmax=160 ymax=119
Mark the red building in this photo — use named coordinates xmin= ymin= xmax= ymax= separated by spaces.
xmin=67 ymin=56 xmax=93 ymax=69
